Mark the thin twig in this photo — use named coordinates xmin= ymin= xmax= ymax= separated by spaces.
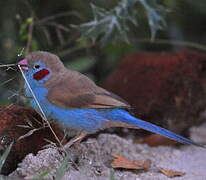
xmin=0 ymin=63 xmax=17 ymax=71
xmin=37 ymin=11 xmax=84 ymax=24
xmin=0 ymin=64 xmax=16 ymax=68
xmin=40 ymin=27 xmax=53 ymax=46
xmin=7 ymin=90 xmax=19 ymax=100
xmin=18 ymin=48 xmax=25 ymax=57
xmin=0 ymin=77 xmax=16 ymax=86
xmin=132 ymin=38 xmax=206 ymax=52
xmin=58 ymin=44 xmax=93 ymax=57
xmin=17 ymin=126 xmax=46 ymax=141
xmin=25 ymin=17 xmax=34 ymax=55
xmin=18 ymin=65 xmax=63 ymax=147
xmin=44 ymin=22 xmax=70 ymax=32
xmin=56 ymin=28 xmax=65 ymax=45
xmin=0 ymin=103 xmax=14 ymax=113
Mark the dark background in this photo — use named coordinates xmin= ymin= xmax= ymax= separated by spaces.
xmin=0 ymin=0 xmax=206 ymax=105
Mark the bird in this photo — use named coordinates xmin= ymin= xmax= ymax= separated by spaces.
xmin=18 ymin=51 xmax=203 ymax=148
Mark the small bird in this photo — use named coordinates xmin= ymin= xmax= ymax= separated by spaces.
xmin=18 ymin=51 xmax=202 ymax=148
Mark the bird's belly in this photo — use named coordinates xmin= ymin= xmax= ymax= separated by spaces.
xmin=44 ymin=105 xmax=107 ymax=133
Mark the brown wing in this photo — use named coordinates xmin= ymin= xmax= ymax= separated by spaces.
xmin=45 ymin=70 xmax=130 ymax=110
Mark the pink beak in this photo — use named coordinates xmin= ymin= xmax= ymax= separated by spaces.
xmin=18 ymin=59 xmax=28 ymax=70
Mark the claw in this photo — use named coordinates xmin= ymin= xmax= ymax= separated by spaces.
xmin=63 ymin=131 xmax=87 ymax=150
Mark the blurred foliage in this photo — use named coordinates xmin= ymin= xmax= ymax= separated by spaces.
xmin=74 ymin=0 xmax=166 ymax=44
xmin=0 ymin=0 xmax=206 ymax=105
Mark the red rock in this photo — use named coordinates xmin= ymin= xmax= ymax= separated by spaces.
xmin=0 ymin=105 xmax=64 ymax=174
xmin=103 ymin=50 xmax=206 ymax=145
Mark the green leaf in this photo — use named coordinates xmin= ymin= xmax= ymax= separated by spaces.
xmin=31 ymin=168 xmax=52 ymax=180
xmin=26 ymin=17 xmax=33 ymax=24
xmin=0 ymin=142 xmax=13 ymax=171
xmin=54 ymin=156 xmax=69 ymax=180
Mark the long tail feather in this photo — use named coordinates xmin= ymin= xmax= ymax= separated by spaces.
xmin=116 ymin=110 xmax=205 ymax=148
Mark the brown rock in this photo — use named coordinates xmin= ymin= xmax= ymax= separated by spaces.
xmin=0 ymin=105 xmax=64 ymax=174
xmin=103 ymin=50 xmax=206 ymax=144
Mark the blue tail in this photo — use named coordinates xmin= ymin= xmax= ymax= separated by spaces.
xmin=112 ymin=109 xmax=204 ymax=148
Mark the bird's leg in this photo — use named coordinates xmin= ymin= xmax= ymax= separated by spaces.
xmin=63 ymin=131 xmax=87 ymax=150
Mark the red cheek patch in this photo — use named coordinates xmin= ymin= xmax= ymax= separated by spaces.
xmin=33 ymin=69 xmax=50 ymax=80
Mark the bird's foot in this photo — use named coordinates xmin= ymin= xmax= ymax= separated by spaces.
xmin=59 ymin=132 xmax=87 ymax=153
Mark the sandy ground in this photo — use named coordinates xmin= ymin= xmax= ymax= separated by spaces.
xmin=10 ymin=123 xmax=206 ymax=180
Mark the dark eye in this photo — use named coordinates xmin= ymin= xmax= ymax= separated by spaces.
xmin=34 ymin=64 xmax=40 ymax=69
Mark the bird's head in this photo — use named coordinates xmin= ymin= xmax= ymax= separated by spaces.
xmin=18 ymin=51 xmax=65 ymax=83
